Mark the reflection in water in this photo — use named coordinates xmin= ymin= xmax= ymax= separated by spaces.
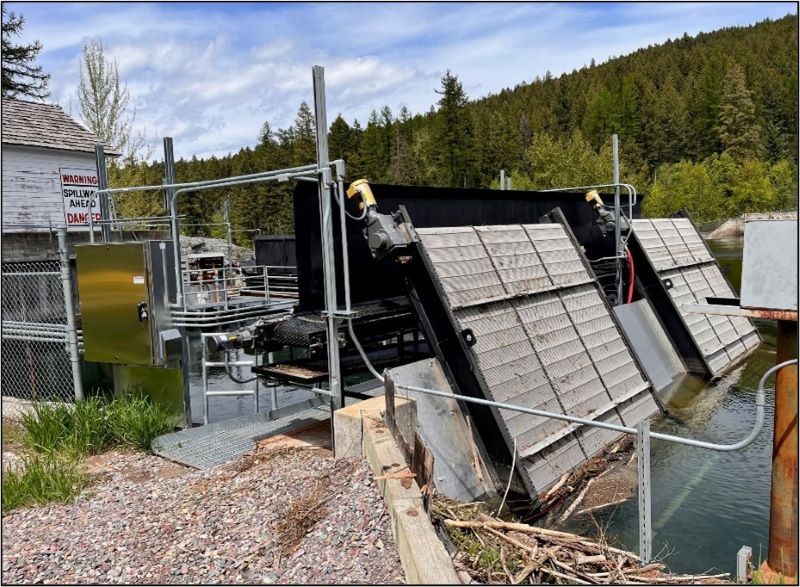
xmin=561 ymin=238 xmax=778 ymax=576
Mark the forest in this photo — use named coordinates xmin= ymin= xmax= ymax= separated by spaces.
xmin=108 ymin=14 xmax=798 ymax=242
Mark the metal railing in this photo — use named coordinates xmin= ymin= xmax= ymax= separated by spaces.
xmin=200 ymin=332 xmax=260 ymax=424
xmin=372 ymin=351 xmax=797 ymax=564
xmin=181 ymin=264 xmax=297 ymax=309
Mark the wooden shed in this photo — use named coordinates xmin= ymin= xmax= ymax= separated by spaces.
xmin=1 ymin=98 xmax=119 ymax=261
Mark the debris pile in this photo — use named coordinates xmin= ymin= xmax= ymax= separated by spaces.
xmin=432 ymin=498 xmax=730 ymax=585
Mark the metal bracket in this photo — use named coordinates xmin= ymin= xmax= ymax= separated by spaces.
xmin=321 ymin=309 xmax=360 ymax=319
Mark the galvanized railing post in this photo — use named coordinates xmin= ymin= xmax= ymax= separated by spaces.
xmin=164 ymin=137 xmax=184 ymax=310
xmin=313 ymin=65 xmax=343 ymax=413
xmin=612 ymin=134 xmax=623 ymax=305
xmin=637 ymin=419 xmax=652 ymax=563
xmin=93 ymin=144 xmax=109 ymax=244
xmin=202 ymin=333 xmax=210 ymax=425
xmin=57 ymin=228 xmax=84 ymax=401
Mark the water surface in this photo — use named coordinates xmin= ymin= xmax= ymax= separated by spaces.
xmin=562 ymin=237 xmax=778 ymax=575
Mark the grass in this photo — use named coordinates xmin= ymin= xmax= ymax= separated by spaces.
xmin=2 ymin=454 xmax=85 ymax=512
xmin=3 ymin=393 xmax=176 ymax=514
xmin=104 ymin=394 xmax=175 ymax=451
xmin=19 ymin=393 xmax=175 ymax=456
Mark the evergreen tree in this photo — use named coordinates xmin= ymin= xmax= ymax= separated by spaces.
xmin=1 ymin=7 xmax=49 ymax=99
xmin=432 ymin=70 xmax=475 ymax=187
xmin=717 ymin=63 xmax=762 ymax=160
xmin=360 ymin=110 xmax=388 ymax=181
xmin=328 ymin=114 xmax=352 ymax=161
xmin=292 ymin=101 xmax=316 ymax=165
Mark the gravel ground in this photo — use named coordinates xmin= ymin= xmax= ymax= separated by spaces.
xmin=2 ymin=445 xmax=405 ymax=584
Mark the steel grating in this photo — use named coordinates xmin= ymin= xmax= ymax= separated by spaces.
xmin=152 ymin=404 xmax=331 ymax=469
xmin=415 ymin=224 xmax=659 ymax=495
xmin=631 ymin=218 xmax=760 ymax=376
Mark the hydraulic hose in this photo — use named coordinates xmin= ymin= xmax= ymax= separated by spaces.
xmin=626 ymin=248 xmax=635 ymax=304
xmin=223 ymin=350 xmax=259 ymax=384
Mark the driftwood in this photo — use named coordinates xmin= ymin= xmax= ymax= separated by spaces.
xmin=434 ymin=498 xmax=731 ymax=585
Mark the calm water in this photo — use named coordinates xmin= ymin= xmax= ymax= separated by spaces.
xmin=562 ymin=237 xmax=779 ymax=575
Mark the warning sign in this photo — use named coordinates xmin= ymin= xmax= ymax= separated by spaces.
xmin=60 ymin=167 xmax=99 ymax=228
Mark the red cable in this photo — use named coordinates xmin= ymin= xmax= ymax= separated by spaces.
xmin=626 ymin=249 xmax=635 ymax=304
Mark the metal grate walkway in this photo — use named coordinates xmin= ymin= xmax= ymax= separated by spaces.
xmin=151 ymin=404 xmax=331 ymax=469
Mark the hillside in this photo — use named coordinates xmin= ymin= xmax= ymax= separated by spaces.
xmin=109 ymin=14 xmax=798 ymax=240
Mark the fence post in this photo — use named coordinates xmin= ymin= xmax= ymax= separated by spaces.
xmin=57 ymin=228 xmax=84 ymax=401
xmin=637 ymin=419 xmax=652 ymax=563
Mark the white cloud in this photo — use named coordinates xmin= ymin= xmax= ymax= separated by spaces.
xmin=8 ymin=1 xmax=795 ymax=160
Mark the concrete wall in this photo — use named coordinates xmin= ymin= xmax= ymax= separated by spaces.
xmin=2 ymin=145 xmax=97 ymax=231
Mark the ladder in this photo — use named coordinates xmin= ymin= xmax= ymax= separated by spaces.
xmin=200 ymin=332 xmax=261 ymax=425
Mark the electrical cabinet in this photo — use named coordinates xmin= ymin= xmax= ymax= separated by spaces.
xmin=76 ymin=241 xmax=177 ymax=366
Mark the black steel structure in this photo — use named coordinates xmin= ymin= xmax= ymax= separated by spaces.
xmin=292 ymin=182 xmax=638 ymax=313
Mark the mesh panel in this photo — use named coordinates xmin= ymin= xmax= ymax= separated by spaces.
xmin=1 ymin=261 xmax=76 ymax=402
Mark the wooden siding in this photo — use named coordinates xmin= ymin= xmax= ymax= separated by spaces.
xmin=2 ymin=145 xmax=97 ymax=232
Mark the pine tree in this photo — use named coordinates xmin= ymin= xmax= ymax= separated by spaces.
xmin=292 ymin=101 xmax=316 ymax=165
xmin=1 ymin=7 xmax=49 ymax=99
xmin=360 ymin=110 xmax=388 ymax=181
xmin=328 ymin=114 xmax=352 ymax=161
xmin=432 ymin=70 xmax=475 ymax=187
xmin=717 ymin=63 xmax=762 ymax=160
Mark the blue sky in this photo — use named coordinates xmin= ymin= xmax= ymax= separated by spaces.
xmin=8 ymin=2 xmax=797 ymax=160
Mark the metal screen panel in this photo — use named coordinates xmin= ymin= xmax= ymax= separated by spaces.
xmin=632 ymin=219 xmax=760 ymax=376
xmin=415 ymin=224 xmax=659 ymax=495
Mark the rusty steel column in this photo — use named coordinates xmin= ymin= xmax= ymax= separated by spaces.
xmin=766 ymin=319 xmax=798 ymax=580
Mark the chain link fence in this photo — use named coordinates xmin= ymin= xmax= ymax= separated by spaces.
xmin=1 ymin=254 xmax=81 ymax=403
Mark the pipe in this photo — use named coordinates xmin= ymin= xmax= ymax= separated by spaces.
xmin=345 ymin=317 xmax=797 ymax=450
xmin=767 ymin=320 xmax=798 ymax=578
xmin=169 ymin=167 xmax=320 ymax=308
xmin=57 ymin=229 xmax=84 ymax=401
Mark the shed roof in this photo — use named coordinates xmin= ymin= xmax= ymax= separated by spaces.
xmin=1 ymin=97 xmax=120 ymax=156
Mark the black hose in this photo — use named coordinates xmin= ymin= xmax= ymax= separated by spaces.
xmin=223 ymin=350 xmax=259 ymax=384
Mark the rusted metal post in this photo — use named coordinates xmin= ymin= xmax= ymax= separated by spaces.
xmin=765 ymin=319 xmax=798 ymax=580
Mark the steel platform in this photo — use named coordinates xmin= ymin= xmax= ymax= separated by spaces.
xmin=151 ymin=405 xmax=331 ymax=469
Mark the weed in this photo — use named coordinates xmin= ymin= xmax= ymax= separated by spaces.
xmin=2 ymin=454 xmax=85 ymax=513
xmin=20 ymin=403 xmax=72 ymax=454
xmin=62 ymin=397 xmax=110 ymax=456
xmin=105 ymin=394 xmax=176 ymax=451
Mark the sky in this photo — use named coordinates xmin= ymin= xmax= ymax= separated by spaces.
xmin=7 ymin=1 xmax=797 ymax=161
